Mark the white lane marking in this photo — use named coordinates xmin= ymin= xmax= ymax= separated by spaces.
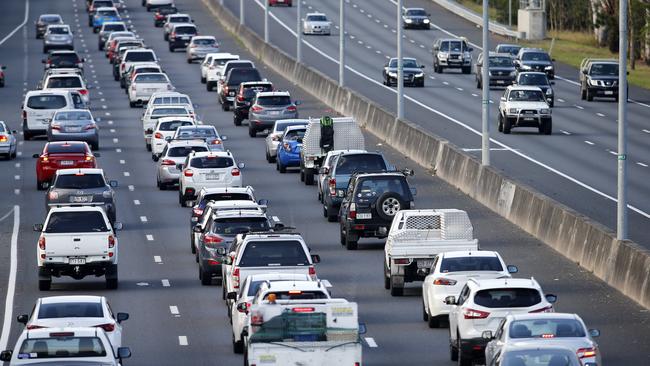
xmin=642 ymin=129 xmax=650 ymax=134
xmin=637 ymin=162 xmax=648 ymax=167
xmin=607 ymin=150 xmax=618 ymax=155
xmin=108 ymin=120 xmax=113 ymax=125
xmin=116 ymin=148 xmax=122 ymax=153
xmin=100 ymin=98 xmax=105 ymax=102
xmin=169 ymin=306 xmax=180 ymax=316
xmin=462 ymin=148 xmax=514 ymax=152
xmin=0 ymin=206 xmax=20 ymax=351
xmin=256 ymin=0 xmax=650 ymax=218
xmin=442 ymin=81 xmax=449 ymax=85
xmin=365 ymin=337 xmax=378 ymax=348
xmin=128 ymin=185 xmax=134 ymax=191
xmin=146 ymin=234 xmax=154 ymax=241
xmin=420 ymin=44 xmax=425 ymax=48
xmin=18 ymin=141 xmax=23 ymax=146
xmin=0 ymin=0 xmax=29 ymax=47
xmin=575 ymin=105 xmax=584 ymax=110
xmin=123 ymin=172 xmax=130 ymax=177
xmin=105 ymin=112 xmax=111 ymax=116
xmin=102 ymin=105 xmax=107 ymax=110
xmin=178 ymin=336 xmax=188 ymax=346
xmin=154 ymin=256 xmax=162 ymax=263
xmin=120 ymin=160 xmax=125 ymax=164
xmin=557 ymin=98 xmax=565 ymax=103
xmin=162 ymin=279 xmax=170 ymax=287
xmin=14 ymin=175 xmax=20 ymax=180
xmin=133 ymin=200 xmax=140 ymax=205
xmin=16 ymin=152 xmax=22 ymax=157
xmin=471 ymin=93 xmax=478 ymax=97
xmin=560 ymin=130 xmax=571 ymax=135
xmin=596 ymin=112 xmax=605 ymax=117
xmin=584 ymin=141 xmax=595 ymax=145
xmin=113 ymin=138 xmax=119 ymax=144
xmin=140 ymin=216 xmax=147 ymax=223
xmin=456 ymin=87 xmax=463 ymax=91
xmin=14 ymin=189 xmax=20 ymax=195
xmin=376 ymin=50 xmax=381 ymax=54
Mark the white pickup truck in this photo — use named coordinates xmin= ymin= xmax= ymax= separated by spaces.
xmin=35 ymin=206 xmax=122 ymax=291
xmin=383 ymin=209 xmax=478 ymax=296
xmin=244 ymin=299 xmax=363 ymax=366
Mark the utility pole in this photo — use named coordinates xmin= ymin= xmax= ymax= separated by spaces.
xmin=240 ymin=0 xmax=245 ymax=25
xmin=339 ymin=0 xmax=345 ymax=86
xmin=509 ymin=0 xmax=512 ymax=27
xmin=397 ymin=0 xmax=404 ymax=119
xmin=617 ymin=0 xmax=628 ymax=240
xmin=297 ymin=0 xmax=302 ymax=62
xmin=481 ymin=0 xmax=490 ymax=166
xmin=264 ymin=0 xmax=269 ymax=43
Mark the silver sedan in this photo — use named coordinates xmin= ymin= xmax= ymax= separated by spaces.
xmin=47 ymin=109 xmax=99 ymax=150
xmin=0 ymin=121 xmax=17 ymax=160
xmin=43 ymin=24 xmax=74 ymax=53
xmin=186 ymin=36 xmax=220 ymax=63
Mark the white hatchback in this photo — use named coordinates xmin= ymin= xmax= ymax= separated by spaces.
xmin=178 ymin=151 xmax=244 ymax=206
xmin=128 ymin=72 xmax=174 ymax=107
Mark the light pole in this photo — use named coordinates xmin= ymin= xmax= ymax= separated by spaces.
xmin=397 ymin=0 xmax=404 ymax=119
xmin=240 ymin=0 xmax=245 ymax=25
xmin=264 ymin=0 xmax=269 ymax=43
xmin=297 ymin=0 xmax=302 ymax=62
xmin=481 ymin=0 xmax=490 ymax=166
xmin=339 ymin=0 xmax=345 ymax=86
xmin=617 ymin=0 xmax=628 ymax=240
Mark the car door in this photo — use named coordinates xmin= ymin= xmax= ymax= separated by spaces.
xmin=485 ymin=318 xmax=506 ymax=363
xmin=105 ymin=300 xmax=123 ymax=347
xmin=449 ymin=285 xmax=470 ymax=341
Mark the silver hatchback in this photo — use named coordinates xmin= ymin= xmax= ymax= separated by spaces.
xmin=186 ymin=36 xmax=219 ymax=63
xmin=43 ymin=24 xmax=74 ymax=53
xmin=47 ymin=109 xmax=99 ymax=150
xmin=248 ymin=91 xmax=300 ymax=137
xmin=154 ymin=140 xmax=209 ymax=189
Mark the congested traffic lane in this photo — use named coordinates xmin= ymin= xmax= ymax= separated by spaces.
xmin=221 ymin=0 xmax=650 ymax=250
xmin=0 ymin=0 xmax=649 ymax=365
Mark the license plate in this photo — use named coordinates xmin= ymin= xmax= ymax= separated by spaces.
xmin=69 ymin=258 xmax=86 ymax=265
xmin=67 ymin=127 xmax=82 ymax=132
xmin=269 ymin=111 xmax=281 ymax=116
xmin=60 ymin=160 xmax=75 ymax=166
xmin=70 ymin=196 xmax=90 ymax=203
xmin=496 ymin=80 xmax=505 ymax=84
xmin=145 ymin=88 xmax=158 ymax=93
xmin=417 ymin=259 xmax=434 ymax=268
xmin=604 ymin=91 xmax=614 ymax=95
xmin=205 ymin=174 xmax=220 ymax=180
xmin=356 ymin=213 xmax=371 ymax=219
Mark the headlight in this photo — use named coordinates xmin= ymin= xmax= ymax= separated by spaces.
xmin=520 ymin=64 xmax=532 ymax=70
xmin=508 ymin=108 xmax=518 ymax=114
xmin=588 ymin=79 xmax=599 ymax=86
xmin=544 ymin=65 xmax=553 ymax=70
xmin=423 ymin=19 xmax=430 ymax=23
xmin=404 ymin=19 xmax=413 ymax=23
xmin=388 ymin=71 xmax=397 ymax=77
xmin=438 ymin=52 xmax=448 ymax=59
xmin=415 ymin=72 xmax=424 ymax=77
xmin=509 ymin=71 xmax=517 ymax=76
xmin=540 ymin=108 xmax=550 ymax=114
xmin=545 ymin=88 xmax=553 ymax=95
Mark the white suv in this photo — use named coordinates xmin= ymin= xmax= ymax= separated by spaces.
xmin=178 ymin=151 xmax=244 ymax=206
xmin=446 ymin=277 xmax=557 ymax=366
xmin=498 ymin=85 xmax=552 ymax=135
xmin=422 ymin=250 xmax=517 ymax=328
xmin=205 ymin=53 xmax=239 ymax=91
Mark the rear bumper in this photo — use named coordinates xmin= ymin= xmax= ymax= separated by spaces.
xmin=346 ymin=220 xmax=391 ymax=239
xmin=169 ymin=38 xmax=192 ymax=48
xmin=278 ymin=151 xmax=301 ymax=166
xmin=459 ymin=337 xmax=488 ymax=360
xmin=40 ymin=261 xmax=116 ymax=279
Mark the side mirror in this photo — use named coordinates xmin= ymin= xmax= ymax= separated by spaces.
xmin=33 ymin=153 xmax=41 ymax=158
xmin=410 ymin=187 xmax=417 ymax=197
xmin=550 ymin=81 xmax=555 ymax=85
xmin=117 ymin=347 xmax=131 ymax=359
xmin=193 ymin=225 xmax=203 ymax=233
xmin=257 ymin=199 xmax=269 ymax=206
xmin=237 ymin=162 xmax=245 ymax=169
xmin=223 ymin=255 xmax=232 ymax=265
xmin=468 ymin=47 xmax=474 ymax=52
xmin=1 ymin=66 xmax=6 ymax=70
xmin=311 ymin=254 xmax=321 ymax=264
xmin=444 ymin=296 xmax=456 ymax=305
xmin=401 ymin=168 xmax=414 ymax=176
xmin=33 ymin=224 xmax=43 ymax=232
xmin=116 ymin=312 xmax=129 ymax=323
xmin=81 ymin=58 xmax=86 ymax=63
xmin=507 ymin=265 xmax=518 ymax=274
xmin=216 ymin=247 xmax=227 ymax=256
xmin=94 ymin=152 xmax=101 ymax=157
xmin=358 ymin=323 xmax=367 ymax=335
xmin=582 ymin=69 xmax=588 ymax=75
xmin=588 ymin=329 xmax=600 ymax=337
xmin=220 ymin=135 xmax=228 ymax=141
xmin=152 ymin=155 xmax=160 ymax=162
xmin=420 ymin=65 xmax=425 ymax=69
xmin=273 ymin=222 xmax=285 ymax=230
xmin=164 ymin=136 xmax=172 ymax=142
xmin=482 ymin=330 xmax=493 ymax=340
xmin=226 ymin=292 xmax=238 ymax=300
xmin=16 ymin=314 xmax=28 ymax=325
xmin=109 ymin=180 xmax=118 ymax=188
xmin=551 ymin=58 xmax=556 ymax=62
xmin=318 ymin=167 xmax=329 ymax=175
xmin=113 ymin=222 xmax=123 ymax=231
xmin=236 ymin=302 xmax=248 ymax=313
xmin=433 ymin=46 xmax=439 ymax=51
xmin=0 ymin=351 xmax=12 ymax=362
xmin=294 ymin=100 xmax=302 ymax=106
xmin=545 ymin=294 xmax=558 ymax=304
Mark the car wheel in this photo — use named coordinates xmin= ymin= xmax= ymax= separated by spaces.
xmin=458 ymin=338 xmax=472 ymax=366
xmin=42 ymin=47 xmax=48 ymax=54
xmin=37 ymin=180 xmax=47 ymax=191
xmin=586 ymin=89 xmax=594 ymax=101
xmin=200 ymin=76 xmax=206 ymax=83
xmin=543 ymin=119 xmax=552 ymax=135
xmin=375 ymin=192 xmax=405 ymax=221
xmin=233 ymin=115 xmax=242 ymax=126
xmin=502 ymin=117 xmax=512 ymax=134
xmin=300 ymin=167 xmax=305 ymax=182
xmin=146 ymin=143 xmax=152 ymax=152
xmin=389 ymin=276 xmax=403 ymax=296
xmin=384 ymin=264 xmax=391 ymax=290
xmin=91 ymin=142 xmax=99 ymax=151
xmin=304 ymin=169 xmax=314 ymax=185
xmin=476 ymin=78 xmax=481 ymax=89
xmin=200 ymin=267 xmax=211 ymax=286
xmin=222 ymin=102 xmax=229 ymax=111
xmin=497 ymin=114 xmax=503 ymax=132
xmin=462 ymin=66 xmax=471 ymax=74
xmin=326 ymin=205 xmax=337 ymax=222
xmin=580 ymin=86 xmax=586 ymax=100
xmin=428 ymin=312 xmax=441 ymax=328
xmin=278 ymin=161 xmax=286 ymax=173
xmin=248 ymin=127 xmax=256 ymax=137
xmin=179 ymin=192 xmax=185 ymax=206
xmin=129 ymin=101 xmax=136 ymax=108
xmin=105 ymin=266 xmax=118 ymax=290
xmin=340 ymin=227 xmax=346 ymax=246
xmin=344 ymin=232 xmax=358 ymax=250
xmin=187 ymin=58 xmax=193 ymax=64
xmin=450 ymin=336 xmax=458 ymax=361
xmin=422 ymin=301 xmax=429 ymax=321
xmin=233 ymin=333 xmax=244 ymax=354
xmin=169 ymin=44 xmax=174 ymax=52
xmin=38 ymin=277 xmax=51 ymax=291
xmin=207 ymin=82 xmax=213 ymax=91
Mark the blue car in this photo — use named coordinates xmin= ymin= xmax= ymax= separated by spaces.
xmin=93 ymin=7 xmax=121 ymax=32
xmin=276 ymin=125 xmax=306 ymax=173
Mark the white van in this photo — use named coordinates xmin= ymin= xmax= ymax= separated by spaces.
xmin=22 ymin=90 xmax=79 ymax=140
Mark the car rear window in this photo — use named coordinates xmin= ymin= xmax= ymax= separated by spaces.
xmin=54 ymin=111 xmax=92 ymax=121
xmin=54 ymin=174 xmax=105 ymax=189
xmin=38 ymin=302 xmax=104 ymax=319
xmin=509 ymin=319 xmax=586 ymax=339
xmin=263 ymin=291 xmax=328 ymax=300
xmin=473 ymin=288 xmax=542 ymax=308
xmin=228 ymin=69 xmax=262 ymax=85
xmin=159 ymin=7 xmax=177 ymax=15
xmin=193 ymin=38 xmax=216 ymax=46
xmin=152 ymin=96 xmax=190 ymax=105
xmin=440 ymin=257 xmax=503 ymax=273
xmin=489 ymin=56 xmax=514 ymax=67
xmin=336 ymin=154 xmax=386 ymax=175
xmin=243 ymin=85 xmax=273 ymax=98
xmin=41 ymin=15 xmax=62 ymax=23
xmin=46 ymin=143 xmax=87 ymax=154
xmin=47 ymin=77 xmax=82 ymax=88
xmin=134 ymin=67 xmax=161 ymax=74
xmin=19 ymin=337 xmax=107 ymax=359
xmin=355 ymin=177 xmax=410 ymax=200
xmin=125 ymin=51 xmax=156 ymax=62
xmin=27 ymin=95 xmax=67 ymax=109
xmin=135 ymin=73 xmax=167 ymax=83
xmin=239 ymin=240 xmax=310 ymax=267
xmin=211 ymin=217 xmax=269 ymax=235
xmin=170 ymin=16 xmax=191 ymax=23
xmin=159 ymin=120 xmax=193 ymax=131
xmin=214 ymin=57 xmax=239 ymax=66
xmin=190 ymin=156 xmax=233 ymax=169
xmin=103 ymin=23 xmax=126 ymax=31
xmin=502 ymin=349 xmax=580 ymax=366
xmin=45 ymin=211 xmax=108 ymax=233
xmin=93 ymin=1 xmax=113 ymax=7
xmin=50 ymin=53 xmax=79 ymax=65
xmin=283 ymin=129 xmax=305 ymax=141
xmin=225 ymin=62 xmax=254 ymax=72
xmin=168 ymin=146 xmax=207 ymax=157
xmin=151 ymin=108 xmax=188 ymax=116
xmin=175 ymin=26 xmax=197 ymax=34
xmin=97 ymin=9 xmax=118 ymax=16
xmin=257 ymin=96 xmax=291 ymax=106
xmin=275 ymin=121 xmax=306 ymax=132
xmin=204 ymin=193 xmax=252 ymax=202
xmin=175 ymin=127 xmax=216 ymax=138
xmin=48 ymin=27 xmax=70 ymax=34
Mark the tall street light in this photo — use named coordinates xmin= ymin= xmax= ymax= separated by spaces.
xmin=481 ymin=0 xmax=490 ymax=166
xmin=339 ymin=0 xmax=345 ymax=86
xmin=397 ymin=0 xmax=404 ymax=119
xmin=617 ymin=0 xmax=628 ymax=240
xmin=297 ymin=0 xmax=302 ymax=62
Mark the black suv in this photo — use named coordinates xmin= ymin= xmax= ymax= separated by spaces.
xmin=514 ymin=48 xmax=555 ymax=79
xmin=339 ymin=171 xmax=415 ymax=250
xmin=219 ymin=67 xmax=263 ymax=111
xmin=232 ymin=81 xmax=274 ymax=126
xmin=168 ymin=23 xmax=198 ymax=52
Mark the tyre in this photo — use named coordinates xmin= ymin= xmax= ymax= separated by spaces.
xmin=233 ymin=335 xmax=244 ymax=354
xmin=38 ymin=278 xmax=51 ymax=291
xmin=248 ymin=127 xmax=256 ymax=137
xmin=450 ymin=338 xmax=458 ymax=361
xmin=93 ymin=27 xmax=99 ymax=33
xmin=23 ymin=129 xmax=32 ymax=141
xmin=42 ymin=47 xmax=48 ymax=54
xmin=106 ymin=265 xmax=118 ymax=289
xmin=326 ymin=205 xmax=337 ymax=222
xmin=233 ymin=115 xmax=242 ymax=126
xmin=146 ymin=5 xmax=151 ymax=11
xmin=462 ymin=66 xmax=471 ymax=74
xmin=187 ymin=58 xmax=193 ymax=64
xmin=278 ymin=161 xmax=286 ymax=173
xmin=91 ymin=142 xmax=99 ymax=151
xmin=207 ymin=82 xmax=213 ymax=91
xmin=543 ymin=119 xmax=552 ymax=135
xmin=497 ymin=114 xmax=503 ymax=132
xmin=222 ymin=101 xmax=229 ymax=111
xmin=457 ymin=339 xmax=472 ymax=366
xmin=340 ymin=228 xmax=346 ymax=246
xmin=304 ymin=169 xmax=314 ymax=185
xmin=389 ymin=275 xmax=403 ymax=296
xmin=265 ymin=150 xmax=271 ymax=163
xmin=344 ymin=232 xmax=358 ymax=250
xmin=169 ymin=44 xmax=174 ymax=52
xmin=190 ymin=237 xmax=196 ymax=254
xmin=179 ymin=192 xmax=185 ymax=206
xmin=580 ymin=86 xmax=586 ymax=100
xmin=422 ymin=301 xmax=429 ymax=321
xmin=375 ymin=192 xmax=405 ymax=221
xmin=200 ymin=267 xmax=211 ymax=286
xmin=201 ymin=76 xmax=206 ymax=83
xmin=37 ymin=180 xmax=47 ymax=191
xmin=502 ymin=117 xmax=512 ymax=134
xmin=129 ymin=101 xmax=136 ymax=108
xmin=106 ymin=278 xmax=118 ymax=289
xmin=146 ymin=143 xmax=152 ymax=152
xmin=384 ymin=265 xmax=391 ymax=290
xmin=300 ymin=167 xmax=305 ymax=182
xmin=98 ymin=44 xmax=103 ymax=51
xmin=113 ymin=72 xmax=119 ymax=81
xmin=428 ymin=313 xmax=441 ymax=328
xmin=586 ymin=89 xmax=594 ymax=101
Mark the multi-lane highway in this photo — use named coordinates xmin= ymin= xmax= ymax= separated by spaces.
xmin=221 ymin=0 xmax=650 ymax=249
xmin=0 ymin=0 xmax=649 ymax=365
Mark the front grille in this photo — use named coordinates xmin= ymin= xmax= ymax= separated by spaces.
xmin=520 ymin=110 xmax=537 ymax=115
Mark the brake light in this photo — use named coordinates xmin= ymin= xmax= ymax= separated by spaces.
xmin=292 ymin=307 xmax=315 ymax=313
xmin=121 ymin=63 xmax=125 ymax=70
xmin=27 ymin=325 xmax=46 ymax=330
xmin=161 ymin=159 xmax=175 ymax=166
xmin=308 ymin=266 xmax=316 ymax=280
xmin=83 ymin=124 xmax=96 ymax=130
xmin=576 ymin=347 xmax=597 ymax=359
xmin=349 ymin=202 xmax=356 ymax=219
xmin=192 ymin=208 xmax=204 ymax=216
xmin=394 ymin=258 xmax=410 ymax=265
xmin=210 ymin=139 xmax=221 ymax=145
xmin=38 ymin=236 xmax=46 ymax=250
xmin=237 ymin=95 xmax=245 ymax=102
xmin=154 ymin=132 xmax=164 ymax=139
xmin=184 ymin=169 xmax=194 ymax=177
xmin=0 ymin=136 xmax=7 ymax=142
xmin=50 ymin=124 xmax=61 ymax=131
xmin=231 ymin=168 xmax=240 ymax=176
xmin=433 ymin=278 xmax=457 ymax=286
xmin=40 ymin=155 xmax=49 ymax=163
xmin=203 ymin=233 xmax=223 ymax=245
xmin=108 ymin=235 xmax=115 ymax=248
xmin=48 ymin=191 xmax=59 ymax=200
xmin=250 ymin=310 xmax=263 ymax=324
xmin=78 ymin=89 xmax=88 ymax=95
xmin=328 ymin=178 xmax=336 ymax=196
xmin=529 ymin=305 xmax=554 ymax=313
xmin=85 ymin=155 xmax=94 ymax=161
xmin=95 ymin=323 xmax=115 ymax=332
xmin=232 ymin=267 xmax=240 ymax=289
xmin=251 ymin=106 xmax=263 ymax=113
xmin=463 ymin=308 xmax=490 ymax=319
xmin=287 ymin=106 xmax=297 ymax=112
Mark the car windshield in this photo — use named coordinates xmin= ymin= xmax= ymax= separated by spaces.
xmin=175 ymin=26 xmax=197 ymax=34
xmin=518 ymin=73 xmax=550 ymax=86
xmin=211 ymin=217 xmax=269 ymax=235
xmin=190 ymin=156 xmax=233 ymax=168
xmin=27 ymin=95 xmax=67 ymax=109
xmin=170 ymin=16 xmax=191 ymax=23
xmin=502 ymin=349 xmax=580 ymax=366
xmin=228 ymin=69 xmax=262 ymax=85
xmin=54 ymin=174 xmax=105 ymax=189
xmin=0 ymin=124 xmax=5 ymax=133
xmin=473 ymin=288 xmax=542 ymax=308
xmin=257 ymin=96 xmax=291 ymax=106
xmin=441 ymin=41 xmax=463 ymax=52
xmin=509 ymin=319 xmax=586 ymax=339
xmin=497 ymin=45 xmax=521 ymax=55
xmin=19 ymin=337 xmax=107 ymax=359
xmin=135 ymin=73 xmax=167 ymax=83
xmin=175 ymin=127 xmax=216 ymax=138
xmin=50 ymin=54 xmax=79 ymax=65
xmin=152 ymin=96 xmax=190 ymax=105
xmin=38 ymin=302 xmax=104 ymax=319
xmin=103 ymin=23 xmax=126 ymax=31
xmin=508 ymin=89 xmax=545 ymax=102
xmin=490 ymin=57 xmax=513 ymax=67
xmin=307 ymin=15 xmax=327 ymax=22
xmin=54 ymin=111 xmax=92 ymax=121
xmin=239 ymin=240 xmax=310 ymax=267
xmin=590 ymin=63 xmax=618 ymax=76
xmin=41 ymin=15 xmax=62 ymax=23
xmin=158 ymin=121 xmax=193 ymax=131
xmin=283 ymin=129 xmax=305 ymax=141
xmin=406 ymin=9 xmax=427 ymax=16
xmin=522 ymin=52 xmax=550 ymax=62
xmin=167 ymin=146 xmax=207 ymax=157
xmin=134 ymin=67 xmax=161 ymax=75
xmin=336 ymin=154 xmax=387 ymax=175
xmin=194 ymin=38 xmax=216 ymax=46
xmin=125 ymin=51 xmax=155 ymax=62
xmin=46 ymin=143 xmax=87 ymax=154
xmin=97 ymin=9 xmax=118 ymax=16
xmin=47 ymin=77 xmax=82 ymax=88
xmin=48 ymin=27 xmax=69 ymax=34
xmin=440 ymin=256 xmax=504 ymax=272
xmin=355 ymin=177 xmax=409 ymax=199
xmin=45 ymin=212 xmax=108 ymax=233
xmin=152 ymin=108 xmax=188 ymax=116
xmin=275 ymin=121 xmax=305 ymax=132
xmin=92 ymin=1 xmax=113 ymax=7
xmin=388 ymin=59 xmax=418 ymax=68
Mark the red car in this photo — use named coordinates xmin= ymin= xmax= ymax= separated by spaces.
xmin=33 ymin=141 xmax=99 ymax=190
xmin=269 ymin=0 xmax=292 ymax=6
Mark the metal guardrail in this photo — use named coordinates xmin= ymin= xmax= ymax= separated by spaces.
xmin=430 ymin=0 xmax=521 ymax=39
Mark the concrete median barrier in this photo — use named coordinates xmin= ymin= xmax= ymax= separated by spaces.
xmin=202 ymin=0 xmax=650 ymax=309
